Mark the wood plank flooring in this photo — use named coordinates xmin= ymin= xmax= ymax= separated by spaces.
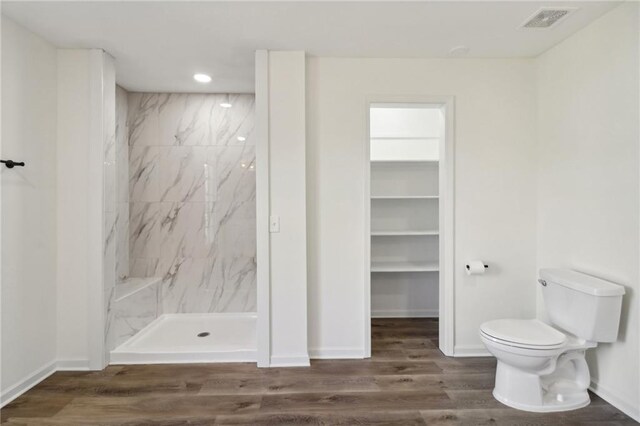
xmin=1 ymin=319 xmax=636 ymax=425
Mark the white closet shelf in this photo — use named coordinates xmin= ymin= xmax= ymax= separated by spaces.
xmin=371 ymin=230 xmax=439 ymax=236
xmin=371 ymin=261 xmax=439 ymax=273
xmin=371 ymin=195 xmax=439 ymax=200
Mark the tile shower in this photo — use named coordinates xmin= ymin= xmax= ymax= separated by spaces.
xmin=108 ymin=90 xmax=256 ymax=363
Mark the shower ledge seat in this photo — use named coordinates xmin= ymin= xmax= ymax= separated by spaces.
xmin=115 ymin=277 xmax=162 ymax=302
xmin=109 ymin=277 xmax=162 ymax=352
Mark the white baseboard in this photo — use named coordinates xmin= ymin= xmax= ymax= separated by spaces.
xmin=1 ymin=360 xmax=57 ymax=408
xmin=454 ymin=345 xmax=491 ymax=357
xmin=372 ymin=309 xmax=439 ymax=318
xmin=590 ymin=380 xmax=640 ymax=422
xmin=269 ymin=354 xmax=310 ymax=367
xmin=57 ymin=359 xmax=91 ymax=371
xmin=309 ymin=347 xmax=365 ymax=359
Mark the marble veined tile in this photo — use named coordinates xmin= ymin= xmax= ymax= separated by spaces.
xmin=116 ymin=202 xmax=130 ymax=281
xmin=105 ymin=284 xmax=116 ymax=351
xmin=125 ymin=93 xmax=256 ymax=314
xmin=207 ymin=254 xmax=256 ymax=312
xmin=209 ymin=145 xmax=256 ymax=227
xmin=104 ymin=94 xmax=117 ymax=213
xmin=130 ymin=202 xmax=162 ymax=259
xmin=157 ymin=257 xmax=213 ymax=313
xmin=211 ymin=94 xmax=255 ymax=146
xmin=158 ymin=146 xmax=209 ymax=202
xmin=158 ymin=93 xmax=213 ymax=146
xmin=116 ymin=86 xmax=130 ymax=280
xmin=157 ymin=255 xmax=255 ymax=314
xmin=112 ymin=279 xmax=160 ymax=348
xmin=129 ymin=146 xmax=160 ymax=202
xmin=128 ymin=93 xmax=160 ymax=147
xmin=116 ymin=144 xmax=129 ymax=204
xmin=129 ymin=258 xmax=159 ymax=278
xmin=116 ymin=86 xmax=129 ymax=152
xmin=157 ymin=202 xmax=217 ymax=260
xmin=104 ymin=210 xmax=117 ymax=350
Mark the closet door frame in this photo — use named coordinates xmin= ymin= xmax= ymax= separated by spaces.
xmin=364 ymin=96 xmax=455 ymax=357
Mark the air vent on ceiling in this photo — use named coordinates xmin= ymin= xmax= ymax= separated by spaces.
xmin=521 ymin=8 xmax=576 ymax=29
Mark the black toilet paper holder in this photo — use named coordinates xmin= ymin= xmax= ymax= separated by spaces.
xmin=466 ymin=264 xmax=489 ymax=271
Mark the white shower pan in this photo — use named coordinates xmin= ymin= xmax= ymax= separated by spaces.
xmin=110 ymin=313 xmax=257 ymax=364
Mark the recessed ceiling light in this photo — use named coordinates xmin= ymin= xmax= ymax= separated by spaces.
xmin=193 ymin=73 xmax=212 ymax=83
xmin=220 ymin=103 xmax=232 ymax=108
xmin=237 ymin=136 xmax=246 ymax=142
xmin=449 ymin=45 xmax=470 ymax=56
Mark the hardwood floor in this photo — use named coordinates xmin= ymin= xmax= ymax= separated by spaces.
xmin=1 ymin=319 xmax=636 ymax=425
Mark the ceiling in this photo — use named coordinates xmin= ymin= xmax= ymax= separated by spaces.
xmin=2 ymin=1 xmax=621 ymax=93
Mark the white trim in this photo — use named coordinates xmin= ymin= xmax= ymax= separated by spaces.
xmin=0 ymin=12 xmax=3 ymax=410
xmin=110 ymin=351 xmax=257 ymax=365
xmin=255 ymin=50 xmax=271 ymax=368
xmin=454 ymin=345 xmax=491 ymax=357
xmin=269 ymin=355 xmax=311 ymax=367
xmin=372 ymin=309 xmax=439 ymax=318
xmin=590 ymin=380 xmax=640 ymax=422
xmin=87 ymin=49 xmax=107 ymax=371
xmin=0 ymin=361 xmax=57 ymax=408
xmin=364 ymin=96 xmax=455 ymax=358
xmin=309 ymin=348 xmax=365 ymax=359
xmin=363 ymin=101 xmax=372 ymax=358
xmin=439 ymin=97 xmax=455 ymax=356
xmin=56 ymin=359 xmax=91 ymax=371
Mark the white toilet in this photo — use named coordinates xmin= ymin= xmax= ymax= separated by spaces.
xmin=480 ymin=268 xmax=625 ymax=413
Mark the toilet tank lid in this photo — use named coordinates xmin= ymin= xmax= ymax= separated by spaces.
xmin=540 ymin=269 xmax=625 ymax=297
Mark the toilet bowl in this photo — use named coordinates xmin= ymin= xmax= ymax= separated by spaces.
xmin=480 ymin=319 xmax=594 ymax=412
xmin=480 ymin=269 xmax=625 ymax=413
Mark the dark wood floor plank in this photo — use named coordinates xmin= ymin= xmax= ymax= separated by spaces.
xmin=200 ymin=375 xmax=378 ymax=395
xmin=0 ymin=395 xmax=72 ymax=422
xmin=1 ymin=318 xmax=635 ymax=425
xmin=25 ymin=375 xmax=203 ymax=398
xmin=50 ymin=394 xmax=259 ymax=423
xmin=374 ymin=373 xmax=495 ymax=392
xmin=260 ymin=390 xmax=454 ymax=413
xmin=214 ymin=411 xmax=427 ymax=425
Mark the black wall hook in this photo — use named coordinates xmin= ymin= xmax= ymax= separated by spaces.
xmin=1 ymin=160 xmax=25 ymax=169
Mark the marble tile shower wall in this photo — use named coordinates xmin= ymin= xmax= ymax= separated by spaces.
xmin=116 ymin=86 xmax=130 ymax=282
xmin=103 ymin=62 xmax=117 ymax=354
xmin=128 ymin=93 xmax=256 ymax=313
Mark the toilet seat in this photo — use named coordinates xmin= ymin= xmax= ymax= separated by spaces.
xmin=480 ymin=319 xmax=566 ymax=350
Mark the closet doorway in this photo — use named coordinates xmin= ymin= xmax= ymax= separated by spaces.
xmin=364 ymin=99 xmax=454 ymax=357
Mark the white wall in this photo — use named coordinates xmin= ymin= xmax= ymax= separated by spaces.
xmin=268 ymin=51 xmax=309 ymax=366
xmin=536 ymin=3 xmax=639 ymax=420
xmin=1 ymin=17 xmax=58 ymax=403
xmin=56 ymin=50 xmax=92 ymax=366
xmin=306 ymin=57 xmax=538 ymax=357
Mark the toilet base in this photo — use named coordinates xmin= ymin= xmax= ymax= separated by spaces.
xmin=493 ymin=360 xmax=590 ymax=413
xmin=493 ymin=388 xmax=590 ymax=413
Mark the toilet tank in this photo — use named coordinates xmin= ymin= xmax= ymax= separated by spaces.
xmin=540 ymin=269 xmax=625 ymax=342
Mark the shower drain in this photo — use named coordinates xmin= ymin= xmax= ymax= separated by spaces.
xmin=197 ymin=332 xmax=210 ymax=338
